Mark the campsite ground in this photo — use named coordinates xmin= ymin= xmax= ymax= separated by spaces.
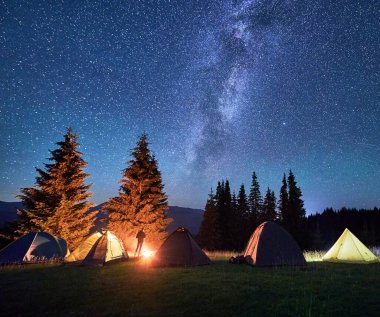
xmin=1 ymin=256 xmax=379 ymax=317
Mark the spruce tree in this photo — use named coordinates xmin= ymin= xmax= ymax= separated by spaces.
xmin=237 ymin=184 xmax=250 ymax=251
xmin=215 ymin=180 xmax=224 ymax=215
xmin=229 ymin=191 xmax=238 ymax=250
xmin=104 ymin=133 xmax=171 ymax=248
xmin=287 ymin=169 xmax=306 ymax=245
xmin=199 ymin=189 xmax=222 ymax=250
xmin=287 ymin=170 xmax=306 ymax=220
xmin=270 ymin=191 xmax=277 ymax=219
xmin=17 ymin=128 xmax=95 ymax=249
xmin=248 ymin=172 xmax=262 ymax=227
xmin=278 ymin=174 xmax=289 ymax=224
xmin=213 ymin=180 xmax=228 ymax=249
xmin=231 ymin=191 xmax=238 ymax=217
xmin=262 ymin=188 xmax=277 ymax=222
xmin=205 ymin=179 xmax=235 ymax=250
xmin=223 ymin=179 xmax=233 ymax=249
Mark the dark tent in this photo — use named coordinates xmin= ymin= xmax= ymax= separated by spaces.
xmin=57 ymin=238 xmax=70 ymax=257
xmin=0 ymin=232 xmax=67 ymax=264
xmin=65 ymin=231 xmax=128 ymax=266
xmin=153 ymin=227 xmax=211 ymax=267
xmin=244 ymin=222 xmax=306 ymax=266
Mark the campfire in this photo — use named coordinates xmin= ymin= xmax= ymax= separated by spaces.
xmin=142 ymin=250 xmax=155 ymax=259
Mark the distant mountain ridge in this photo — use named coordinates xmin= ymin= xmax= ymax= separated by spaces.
xmin=0 ymin=201 xmax=24 ymax=228
xmin=0 ymin=201 xmax=204 ymax=235
xmin=166 ymin=206 xmax=204 ymax=235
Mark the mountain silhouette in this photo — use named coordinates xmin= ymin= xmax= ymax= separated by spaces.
xmin=0 ymin=201 xmax=204 ymax=235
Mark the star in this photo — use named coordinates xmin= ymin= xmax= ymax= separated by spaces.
xmin=0 ymin=0 xmax=379 ymax=212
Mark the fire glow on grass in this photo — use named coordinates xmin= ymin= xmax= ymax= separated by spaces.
xmin=142 ymin=250 xmax=155 ymax=259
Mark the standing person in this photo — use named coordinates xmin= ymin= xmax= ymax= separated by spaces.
xmin=135 ymin=229 xmax=146 ymax=257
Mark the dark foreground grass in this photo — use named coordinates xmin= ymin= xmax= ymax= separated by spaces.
xmin=1 ymin=259 xmax=379 ymax=317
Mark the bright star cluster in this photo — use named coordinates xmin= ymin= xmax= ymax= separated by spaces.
xmin=1 ymin=0 xmax=379 ymax=213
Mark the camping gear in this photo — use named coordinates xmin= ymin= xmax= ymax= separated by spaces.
xmin=153 ymin=227 xmax=210 ymax=267
xmin=229 ymin=255 xmax=246 ymax=264
xmin=322 ymin=228 xmax=378 ymax=264
xmin=0 ymin=231 xmax=68 ymax=264
xmin=65 ymin=231 xmax=128 ymax=265
xmin=244 ymin=222 xmax=306 ymax=266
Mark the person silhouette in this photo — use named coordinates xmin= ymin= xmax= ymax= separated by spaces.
xmin=135 ymin=228 xmax=146 ymax=257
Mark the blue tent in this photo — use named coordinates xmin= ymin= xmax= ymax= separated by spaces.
xmin=0 ymin=232 xmax=68 ymax=264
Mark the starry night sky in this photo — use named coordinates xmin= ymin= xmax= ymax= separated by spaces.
xmin=1 ymin=0 xmax=379 ymax=213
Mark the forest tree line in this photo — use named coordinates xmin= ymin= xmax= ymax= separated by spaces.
xmin=306 ymin=207 xmax=380 ymax=249
xmin=198 ymin=173 xmax=380 ymax=251
xmin=198 ymin=171 xmax=307 ymax=250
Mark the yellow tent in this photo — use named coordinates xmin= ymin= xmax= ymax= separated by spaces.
xmin=323 ymin=228 xmax=378 ymax=264
xmin=65 ymin=231 xmax=128 ymax=265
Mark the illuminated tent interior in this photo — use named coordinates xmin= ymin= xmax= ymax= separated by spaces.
xmin=153 ymin=227 xmax=210 ymax=267
xmin=65 ymin=231 xmax=128 ymax=265
xmin=0 ymin=231 xmax=68 ymax=264
xmin=244 ymin=222 xmax=306 ymax=266
xmin=322 ymin=228 xmax=378 ymax=264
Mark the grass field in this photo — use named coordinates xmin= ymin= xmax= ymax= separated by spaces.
xmin=1 ymin=256 xmax=379 ymax=317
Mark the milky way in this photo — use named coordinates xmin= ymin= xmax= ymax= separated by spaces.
xmin=1 ymin=0 xmax=379 ymax=212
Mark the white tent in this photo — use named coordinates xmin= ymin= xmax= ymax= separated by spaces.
xmin=323 ymin=228 xmax=378 ymax=264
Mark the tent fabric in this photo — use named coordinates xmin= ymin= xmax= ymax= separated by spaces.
xmin=244 ymin=222 xmax=306 ymax=266
xmin=153 ymin=227 xmax=210 ymax=267
xmin=57 ymin=238 xmax=70 ymax=257
xmin=82 ymin=235 xmax=108 ymax=265
xmin=0 ymin=232 xmax=67 ymax=264
xmin=65 ymin=232 xmax=102 ymax=262
xmin=105 ymin=231 xmax=126 ymax=262
xmin=323 ymin=228 xmax=378 ymax=264
xmin=65 ymin=231 xmax=128 ymax=265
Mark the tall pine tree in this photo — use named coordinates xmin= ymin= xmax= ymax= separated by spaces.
xmin=287 ymin=169 xmax=306 ymax=245
xmin=200 ymin=179 xmax=235 ymax=250
xmin=231 ymin=191 xmax=238 ymax=217
xmin=278 ymin=173 xmax=289 ymax=223
xmin=17 ymin=128 xmax=95 ymax=249
xmin=104 ymin=134 xmax=171 ymax=248
xmin=248 ymin=172 xmax=262 ymax=227
xmin=215 ymin=180 xmax=228 ymax=249
xmin=236 ymin=184 xmax=250 ymax=251
xmin=199 ymin=189 xmax=222 ymax=250
xmin=223 ymin=179 xmax=234 ymax=249
xmin=229 ymin=191 xmax=238 ymax=250
xmin=262 ymin=187 xmax=277 ymax=222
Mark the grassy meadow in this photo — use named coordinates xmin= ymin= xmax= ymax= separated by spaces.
xmin=1 ymin=254 xmax=379 ymax=317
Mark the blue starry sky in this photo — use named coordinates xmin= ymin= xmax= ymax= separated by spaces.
xmin=1 ymin=0 xmax=379 ymax=213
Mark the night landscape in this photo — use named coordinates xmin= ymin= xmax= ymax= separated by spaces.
xmin=0 ymin=1 xmax=379 ymax=316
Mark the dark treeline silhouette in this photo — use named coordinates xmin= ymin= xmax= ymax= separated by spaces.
xmin=306 ymin=207 xmax=380 ymax=249
xmin=199 ymin=170 xmax=306 ymax=251
xmin=199 ymin=170 xmax=380 ymax=251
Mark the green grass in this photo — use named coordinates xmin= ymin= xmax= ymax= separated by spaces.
xmin=303 ymin=251 xmax=326 ymax=262
xmin=1 ymin=258 xmax=379 ymax=317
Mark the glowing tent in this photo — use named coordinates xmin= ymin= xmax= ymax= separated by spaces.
xmin=153 ymin=227 xmax=210 ymax=267
xmin=0 ymin=232 xmax=68 ymax=264
xmin=322 ymin=228 xmax=378 ymax=264
xmin=65 ymin=231 xmax=128 ymax=265
xmin=244 ymin=222 xmax=306 ymax=266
